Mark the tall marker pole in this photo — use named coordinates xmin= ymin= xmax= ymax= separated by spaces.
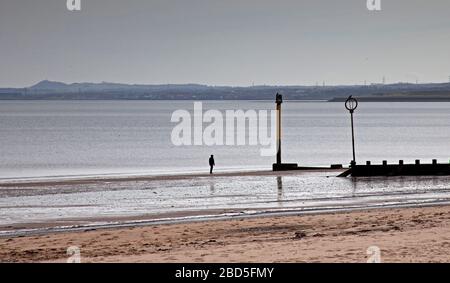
xmin=345 ymin=96 xmax=358 ymax=167
xmin=276 ymin=93 xmax=283 ymax=165
xmin=350 ymin=110 xmax=356 ymax=164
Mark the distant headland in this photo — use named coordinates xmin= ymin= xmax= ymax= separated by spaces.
xmin=1 ymin=80 xmax=450 ymax=101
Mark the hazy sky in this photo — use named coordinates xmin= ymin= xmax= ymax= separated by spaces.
xmin=1 ymin=0 xmax=450 ymax=87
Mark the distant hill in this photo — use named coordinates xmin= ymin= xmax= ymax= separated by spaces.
xmin=29 ymin=80 xmax=207 ymax=92
xmin=30 ymin=80 xmax=69 ymax=90
xmin=1 ymin=80 xmax=450 ymax=101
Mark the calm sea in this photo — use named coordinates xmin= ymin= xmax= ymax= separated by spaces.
xmin=0 ymin=100 xmax=450 ymax=179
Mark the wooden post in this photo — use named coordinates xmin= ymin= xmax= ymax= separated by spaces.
xmin=276 ymin=93 xmax=283 ymax=165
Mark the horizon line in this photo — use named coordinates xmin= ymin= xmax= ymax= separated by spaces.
xmin=2 ymin=79 xmax=450 ymax=89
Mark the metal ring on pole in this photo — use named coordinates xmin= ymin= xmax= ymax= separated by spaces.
xmin=345 ymin=96 xmax=358 ymax=112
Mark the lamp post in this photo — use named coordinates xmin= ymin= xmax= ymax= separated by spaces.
xmin=345 ymin=96 xmax=358 ymax=167
xmin=275 ymin=93 xmax=283 ymax=165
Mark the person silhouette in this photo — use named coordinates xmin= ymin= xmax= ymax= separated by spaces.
xmin=209 ymin=155 xmax=215 ymax=174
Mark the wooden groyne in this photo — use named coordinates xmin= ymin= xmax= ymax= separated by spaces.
xmin=339 ymin=159 xmax=450 ymax=177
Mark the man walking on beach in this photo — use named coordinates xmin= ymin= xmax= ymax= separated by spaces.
xmin=209 ymin=155 xmax=215 ymax=174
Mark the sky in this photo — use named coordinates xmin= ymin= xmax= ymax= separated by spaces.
xmin=1 ymin=0 xmax=450 ymax=87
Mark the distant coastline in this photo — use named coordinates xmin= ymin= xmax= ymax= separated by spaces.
xmin=328 ymin=93 xmax=450 ymax=102
xmin=1 ymin=80 xmax=450 ymax=101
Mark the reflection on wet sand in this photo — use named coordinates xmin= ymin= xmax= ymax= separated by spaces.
xmin=277 ymin=176 xmax=283 ymax=206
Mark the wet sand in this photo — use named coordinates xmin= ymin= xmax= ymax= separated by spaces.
xmin=2 ymin=204 xmax=450 ymax=263
xmin=0 ymin=169 xmax=338 ymax=187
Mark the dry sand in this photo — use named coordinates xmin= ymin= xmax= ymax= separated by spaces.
xmin=1 ymin=204 xmax=450 ymax=263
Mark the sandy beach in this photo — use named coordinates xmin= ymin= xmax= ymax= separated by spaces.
xmin=2 ymin=204 xmax=450 ymax=263
xmin=2 ymin=170 xmax=450 ymax=263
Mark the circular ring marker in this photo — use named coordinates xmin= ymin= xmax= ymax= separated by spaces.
xmin=345 ymin=96 xmax=358 ymax=111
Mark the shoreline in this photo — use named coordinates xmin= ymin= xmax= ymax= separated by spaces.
xmin=2 ymin=204 xmax=450 ymax=262
xmin=2 ymin=199 xmax=450 ymax=239
xmin=0 ymin=168 xmax=343 ymax=187
xmin=3 ymin=169 xmax=450 ymax=239
xmin=2 ymin=169 xmax=450 ymax=262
